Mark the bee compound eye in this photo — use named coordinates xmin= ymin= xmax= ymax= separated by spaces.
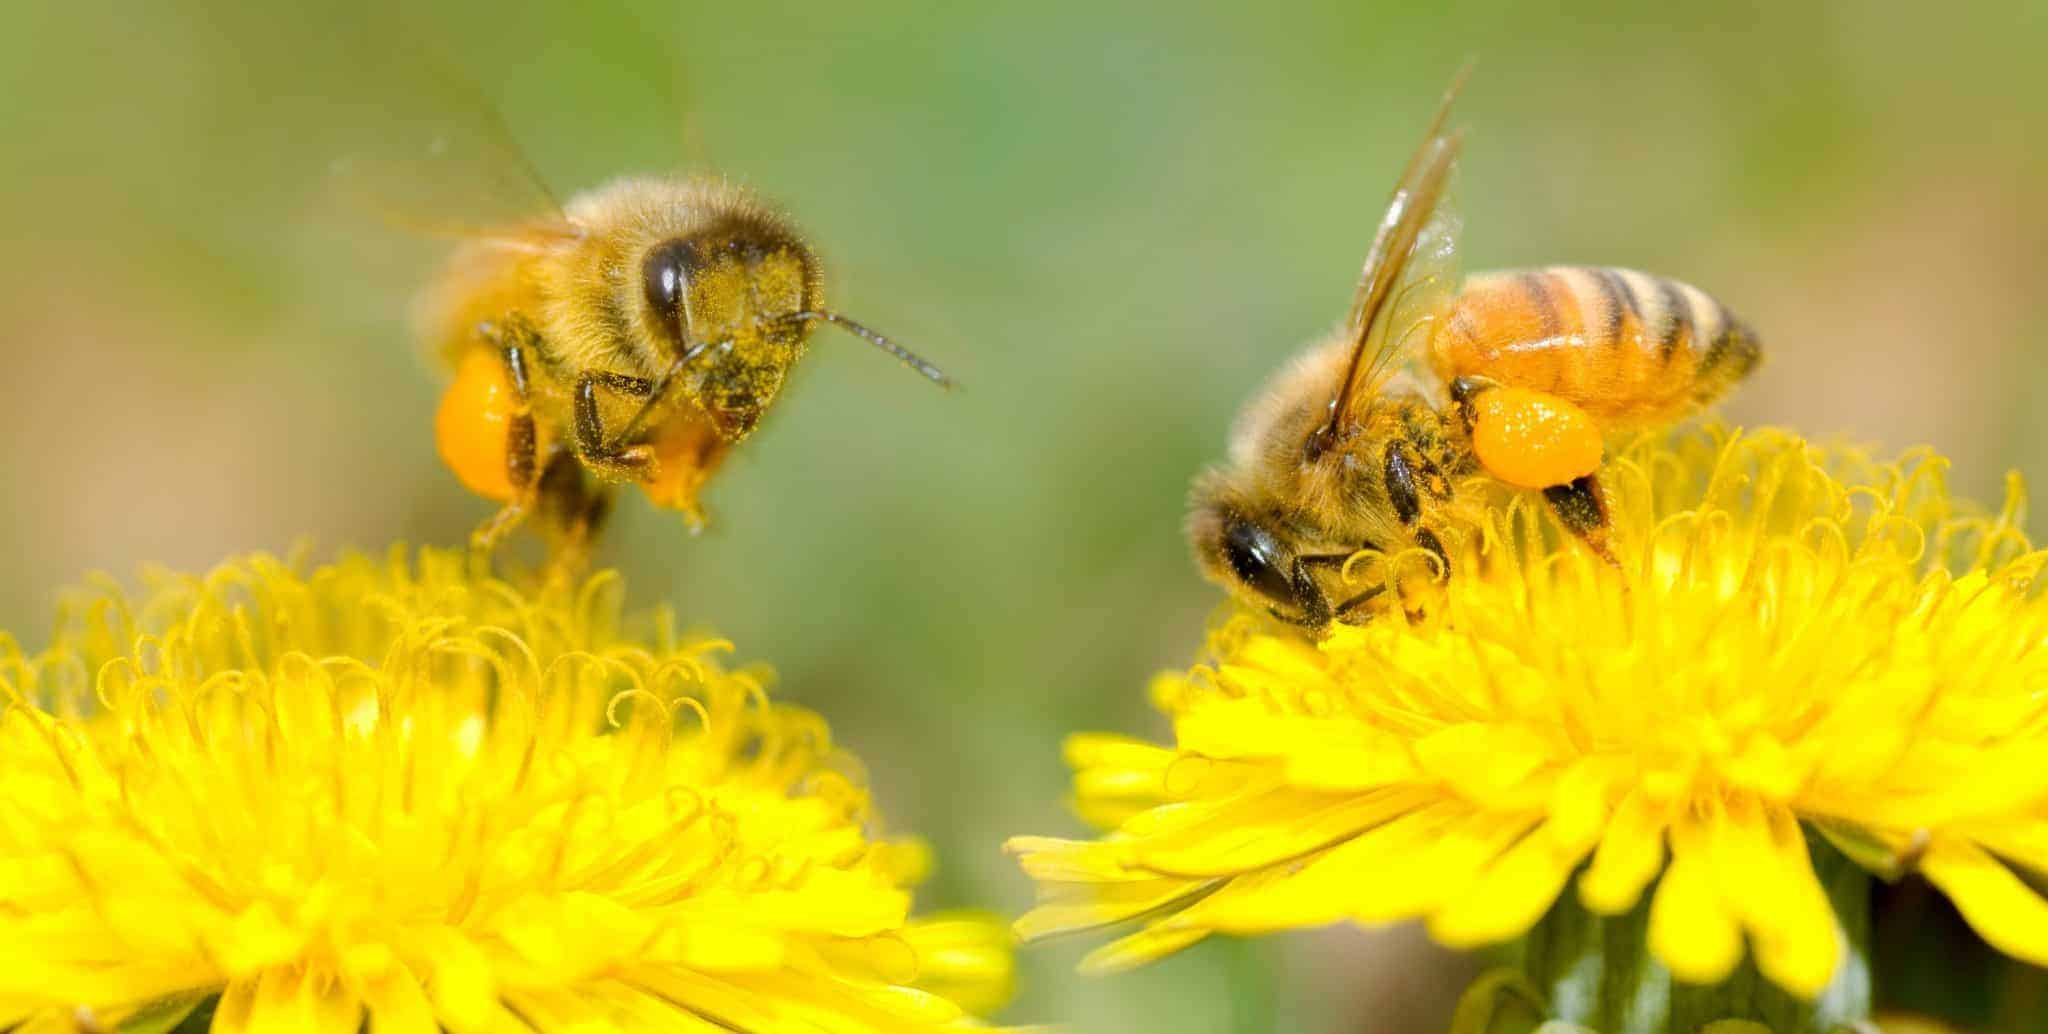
xmin=641 ymin=239 xmax=703 ymax=343
xmin=1222 ymin=519 xmax=1299 ymax=607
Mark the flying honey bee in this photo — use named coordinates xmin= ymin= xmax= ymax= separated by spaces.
xmin=419 ymin=174 xmax=951 ymax=561
xmin=1188 ymin=76 xmax=1761 ymax=630
xmin=304 ymin=4 xmax=955 ymax=568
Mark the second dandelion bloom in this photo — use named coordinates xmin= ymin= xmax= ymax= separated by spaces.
xmin=1011 ymin=426 xmax=2048 ymax=1005
xmin=0 ymin=549 xmax=1012 ymax=1032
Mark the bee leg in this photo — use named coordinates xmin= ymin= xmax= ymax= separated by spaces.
xmin=1447 ymin=376 xmax=1501 ymax=433
xmin=1269 ymin=556 xmax=1335 ymax=630
xmin=470 ymin=494 xmax=530 ymax=559
xmin=468 ymin=341 xmax=542 ymax=567
xmin=1384 ymin=441 xmax=1452 ymax=581
xmin=1543 ymin=474 xmax=1618 ymax=565
xmin=1413 ymin=527 xmax=1449 ymax=578
xmin=1457 ymin=371 xmax=1618 ymax=565
xmin=1384 ymin=441 xmax=1425 ymax=526
xmin=572 ymin=371 xmax=658 ymax=481
xmin=1266 ymin=606 xmax=1319 ymax=629
xmin=532 ymin=451 xmax=615 ymax=585
xmin=1334 ymin=584 xmax=1387 ymax=623
xmin=1281 ymin=556 xmax=1335 ymax=630
xmin=1452 ymin=377 xmax=1605 ymax=494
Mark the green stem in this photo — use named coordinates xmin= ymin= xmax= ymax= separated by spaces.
xmin=1456 ymin=832 xmax=1872 ymax=1034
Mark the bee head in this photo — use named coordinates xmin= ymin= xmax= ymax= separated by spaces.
xmin=639 ymin=222 xmax=952 ymax=441
xmin=1187 ymin=491 xmax=1333 ymax=630
xmin=640 ymin=225 xmax=819 ymax=440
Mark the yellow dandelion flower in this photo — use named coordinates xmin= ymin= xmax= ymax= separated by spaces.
xmin=0 ymin=548 xmax=1013 ymax=1033
xmin=1010 ymin=426 xmax=2048 ymax=1004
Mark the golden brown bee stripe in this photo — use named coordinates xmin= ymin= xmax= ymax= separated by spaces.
xmin=1431 ymin=266 xmax=1762 ymax=425
xmin=1653 ymin=275 xmax=1689 ymax=360
xmin=1519 ymin=271 xmax=1563 ymax=337
xmin=1558 ymin=267 xmax=1735 ymax=365
xmin=1588 ymin=268 xmax=1633 ymax=344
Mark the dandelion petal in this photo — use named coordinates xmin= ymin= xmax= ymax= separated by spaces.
xmin=1430 ymin=822 xmax=1586 ymax=948
xmin=1922 ymin=839 xmax=2048 ymax=967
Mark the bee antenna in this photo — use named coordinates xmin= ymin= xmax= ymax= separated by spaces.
xmin=785 ymin=311 xmax=955 ymax=390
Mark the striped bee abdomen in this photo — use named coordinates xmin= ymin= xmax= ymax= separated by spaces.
xmin=1428 ymin=266 xmax=1761 ymax=426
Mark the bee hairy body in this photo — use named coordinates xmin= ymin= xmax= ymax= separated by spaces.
xmin=422 ymin=176 xmax=822 ymax=446
xmin=421 ymin=176 xmax=832 ymax=555
xmin=1190 ymin=342 xmax=1470 ymax=627
xmin=1233 ymin=347 xmax=1466 ymax=529
xmin=1430 ymin=266 xmax=1761 ymax=427
xmin=420 ymin=171 xmax=952 ymax=567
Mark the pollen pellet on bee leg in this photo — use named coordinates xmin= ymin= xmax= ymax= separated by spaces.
xmin=436 ymin=348 xmax=525 ymax=502
xmin=1468 ymin=386 xmax=1604 ymax=490
xmin=638 ymin=411 xmax=730 ymax=532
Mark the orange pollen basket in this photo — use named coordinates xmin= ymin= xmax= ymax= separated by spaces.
xmin=435 ymin=348 xmax=523 ymax=502
xmin=1468 ymin=385 xmax=1604 ymax=490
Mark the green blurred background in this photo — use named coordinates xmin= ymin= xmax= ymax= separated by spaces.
xmin=2 ymin=1 xmax=2045 ymax=1030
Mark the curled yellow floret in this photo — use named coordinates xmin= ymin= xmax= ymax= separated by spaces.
xmin=1011 ymin=427 xmax=2048 ymax=999
xmin=0 ymin=548 xmax=1012 ymax=1033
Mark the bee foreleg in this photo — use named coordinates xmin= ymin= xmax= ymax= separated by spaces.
xmin=1334 ymin=584 xmax=1387 ymax=623
xmin=1287 ymin=556 xmax=1335 ymax=630
xmin=572 ymin=372 xmax=657 ymax=481
xmin=1543 ymin=474 xmax=1618 ymax=565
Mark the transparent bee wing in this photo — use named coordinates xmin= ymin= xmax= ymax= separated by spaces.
xmin=325 ymin=1 xmax=716 ymax=242
xmin=319 ymin=8 xmax=574 ymax=241
xmin=330 ymin=117 xmax=572 ymax=244
xmin=1377 ymin=185 xmax=1462 ymax=384
xmin=1314 ymin=71 xmax=1468 ymax=453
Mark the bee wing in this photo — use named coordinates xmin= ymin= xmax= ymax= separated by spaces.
xmin=321 ymin=11 xmax=577 ymax=242
xmin=1376 ymin=169 xmax=1462 ymax=386
xmin=1316 ymin=78 xmax=1466 ymax=448
xmin=331 ymin=123 xmax=575 ymax=245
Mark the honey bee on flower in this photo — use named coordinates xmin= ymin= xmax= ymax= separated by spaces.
xmin=1188 ymin=73 xmax=1761 ymax=630
xmin=1018 ymin=426 xmax=2048 ymax=1015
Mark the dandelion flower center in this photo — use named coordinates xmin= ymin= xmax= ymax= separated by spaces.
xmin=1011 ymin=427 xmax=2048 ymax=999
xmin=0 ymin=548 xmax=1010 ymax=1032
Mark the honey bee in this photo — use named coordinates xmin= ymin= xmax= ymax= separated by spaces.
xmin=1188 ymin=77 xmax=1761 ymax=630
xmin=419 ymin=173 xmax=951 ymax=562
